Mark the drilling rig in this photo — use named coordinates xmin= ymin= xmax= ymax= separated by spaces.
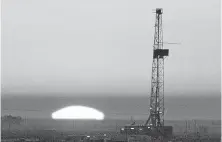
xmin=144 ymin=7 xmax=169 ymax=142
xmin=120 ymin=8 xmax=173 ymax=142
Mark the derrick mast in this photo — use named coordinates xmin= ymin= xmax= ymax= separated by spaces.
xmin=120 ymin=8 xmax=172 ymax=142
xmin=145 ymin=8 xmax=169 ymax=132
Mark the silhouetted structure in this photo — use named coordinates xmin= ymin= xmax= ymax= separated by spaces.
xmin=120 ymin=8 xmax=172 ymax=142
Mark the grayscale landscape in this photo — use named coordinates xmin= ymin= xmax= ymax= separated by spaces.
xmin=1 ymin=0 xmax=221 ymax=141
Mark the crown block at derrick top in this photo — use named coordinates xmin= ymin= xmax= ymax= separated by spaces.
xmin=156 ymin=8 xmax=163 ymax=14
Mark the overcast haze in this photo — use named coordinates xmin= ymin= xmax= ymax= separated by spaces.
xmin=2 ymin=0 xmax=221 ymax=97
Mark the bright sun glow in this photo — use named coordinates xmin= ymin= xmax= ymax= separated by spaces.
xmin=51 ymin=106 xmax=104 ymax=120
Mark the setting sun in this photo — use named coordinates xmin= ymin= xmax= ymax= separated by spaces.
xmin=51 ymin=106 xmax=104 ymax=120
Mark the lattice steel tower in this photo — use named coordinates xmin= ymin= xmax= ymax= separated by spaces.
xmin=145 ymin=8 xmax=169 ymax=134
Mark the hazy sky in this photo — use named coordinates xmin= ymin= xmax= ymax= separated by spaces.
xmin=2 ymin=0 xmax=221 ymax=97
